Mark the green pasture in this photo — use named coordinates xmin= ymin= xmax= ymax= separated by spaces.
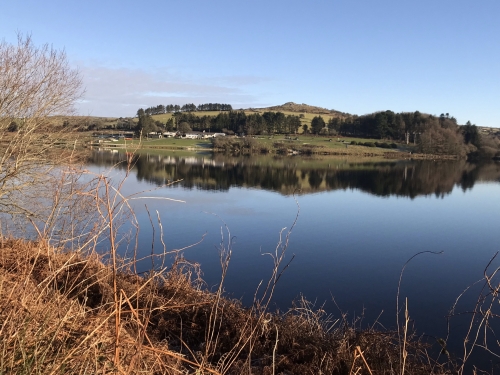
xmin=108 ymin=135 xmax=403 ymax=156
xmin=252 ymin=135 xmax=399 ymax=150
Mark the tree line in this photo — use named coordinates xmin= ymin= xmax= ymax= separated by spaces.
xmin=137 ymin=103 xmax=233 ymax=116
xmin=136 ymin=110 xmax=302 ymax=136
xmin=133 ymin=104 xmax=496 ymax=158
xmin=322 ymin=110 xmax=487 ymax=157
xmin=91 ymin=151 xmax=495 ymax=198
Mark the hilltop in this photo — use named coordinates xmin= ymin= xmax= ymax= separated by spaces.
xmin=261 ymin=102 xmax=347 ymax=116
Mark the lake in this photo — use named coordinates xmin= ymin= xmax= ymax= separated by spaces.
xmin=89 ymin=149 xmax=500 ymax=366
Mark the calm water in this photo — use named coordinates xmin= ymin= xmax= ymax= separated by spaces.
xmin=89 ymin=150 xmax=500 ymax=365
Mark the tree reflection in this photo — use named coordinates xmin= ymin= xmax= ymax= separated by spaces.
xmin=89 ymin=151 xmax=500 ymax=198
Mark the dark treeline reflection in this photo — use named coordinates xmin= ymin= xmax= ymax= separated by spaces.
xmin=89 ymin=151 xmax=500 ymax=198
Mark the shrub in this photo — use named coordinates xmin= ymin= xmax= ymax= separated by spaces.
xmin=390 ymin=143 xmax=398 ymax=149
xmin=212 ymin=137 xmax=242 ymax=151
xmin=364 ymin=142 xmax=375 ymax=147
xmin=350 ymin=141 xmax=357 ymax=145
xmin=243 ymin=137 xmax=258 ymax=151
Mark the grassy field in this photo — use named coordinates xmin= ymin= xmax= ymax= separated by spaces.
xmin=97 ymin=134 xmax=408 ymax=158
xmin=244 ymin=135 xmax=403 ymax=155
xmin=253 ymin=135 xmax=389 ymax=147
xmin=108 ymin=134 xmax=394 ymax=151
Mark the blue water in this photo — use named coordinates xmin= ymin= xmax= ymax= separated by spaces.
xmin=88 ymin=151 xmax=500 ymax=367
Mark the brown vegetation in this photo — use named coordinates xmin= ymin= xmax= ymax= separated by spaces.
xmin=264 ymin=102 xmax=347 ymax=117
xmin=0 ymin=236 xmax=452 ymax=374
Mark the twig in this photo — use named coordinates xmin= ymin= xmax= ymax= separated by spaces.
xmin=356 ymin=346 xmax=374 ymax=375
xmin=273 ymin=326 xmax=279 ymax=375
xmin=396 ymin=250 xmax=443 ymax=369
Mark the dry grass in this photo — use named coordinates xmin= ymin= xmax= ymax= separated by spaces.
xmin=0 ymin=233 xmax=457 ymax=375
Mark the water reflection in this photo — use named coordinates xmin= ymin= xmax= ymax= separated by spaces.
xmin=89 ymin=150 xmax=500 ymax=198
xmin=87 ymin=149 xmax=500 ymax=368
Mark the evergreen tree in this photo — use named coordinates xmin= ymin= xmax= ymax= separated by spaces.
xmin=462 ymin=121 xmax=481 ymax=146
xmin=165 ymin=118 xmax=174 ymax=131
xmin=136 ymin=114 xmax=156 ymax=134
xmin=311 ymin=116 xmax=325 ymax=134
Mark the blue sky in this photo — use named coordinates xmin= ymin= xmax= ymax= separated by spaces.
xmin=2 ymin=0 xmax=499 ymax=127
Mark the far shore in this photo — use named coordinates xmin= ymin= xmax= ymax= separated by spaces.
xmin=89 ymin=135 xmax=459 ymax=161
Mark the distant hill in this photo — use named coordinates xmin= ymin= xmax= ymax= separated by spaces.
xmin=259 ymin=102 xmax=347 ymax=117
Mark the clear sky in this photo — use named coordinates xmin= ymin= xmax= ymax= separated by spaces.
xmin=1 ymin=0 xmax=499 ymax=127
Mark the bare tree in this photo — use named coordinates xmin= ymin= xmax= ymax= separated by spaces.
xmin=0 ymin=34 xmax=83 ymax=215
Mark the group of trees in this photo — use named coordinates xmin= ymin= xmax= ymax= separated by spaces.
xmin=173 ymin=110 xmax=302 ymax=135
xmin=316 ymin=110 xmax=486 ymax=156
xmin=328 ymin=111 xmax=431 ymax=140
xmin=137 ymin=103 xmax=233 ymax=116
xmin=136 ymin=106 xmax=491 ymax=157
xmin=136 ymin=110 xmax=302 ymax=136
xmin=327 ymin=111 xmax=468 ymax=144
xmin=135 ymin=113 xmax=172 ymax=134
xmin=194 ymin=103 xmax=233 ymax=111
xmin=133 ymin=104 xmax=496 ymax=158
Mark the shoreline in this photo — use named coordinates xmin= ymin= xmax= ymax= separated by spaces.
xmin=92 ymin=142 xmax=459 ymax=161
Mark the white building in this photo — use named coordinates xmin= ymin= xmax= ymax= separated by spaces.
xmin=148 ymin=132 xmax=163 ymax=139
xmin=183 ymin=133 xmax=201 ymax=139
xmin=163 ymin=132 xmax=178 ymax=138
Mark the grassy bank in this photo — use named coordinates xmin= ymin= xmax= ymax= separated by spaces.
xmin=98 ymin=135 xmax=428 ymax=159
xmin=0 ymin=237 xmax=452 ymax=374
xmin=96 ymin=135 xmax=463 ymax=161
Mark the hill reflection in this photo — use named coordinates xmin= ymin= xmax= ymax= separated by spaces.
xmin=89 ymin=150 xmax=500 ymax=198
